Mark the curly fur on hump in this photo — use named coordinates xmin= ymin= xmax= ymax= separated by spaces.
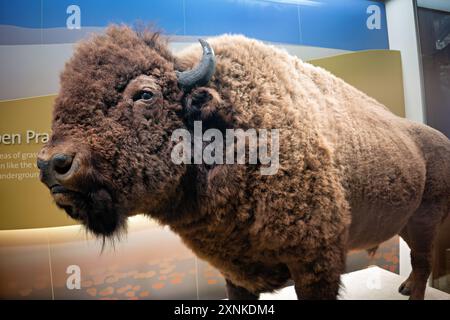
xmin=42 ymin=25 xmax=450 ymax=300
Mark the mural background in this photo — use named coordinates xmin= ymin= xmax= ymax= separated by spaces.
xmin=0 ymin=0 xmax=402 ymax=299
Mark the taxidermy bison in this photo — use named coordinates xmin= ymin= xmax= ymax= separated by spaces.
xmin=37 ymin=25 xmax=450 ymax=300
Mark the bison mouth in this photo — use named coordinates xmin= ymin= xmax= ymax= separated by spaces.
xmin=51 ymin=184 xmax=125 ymax=237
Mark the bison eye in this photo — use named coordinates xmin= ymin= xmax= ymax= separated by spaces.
xmin=133 ymin=90 xmax=154 ymax=102
xmin=141 ymin=91 xmax=153 ymax=100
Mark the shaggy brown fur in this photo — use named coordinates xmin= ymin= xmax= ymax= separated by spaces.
xmin=38 ymin=26 xmax=450 ymax=300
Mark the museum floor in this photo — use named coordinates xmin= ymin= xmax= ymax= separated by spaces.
xmin=260 ymin=266 xmax=450 ymax=300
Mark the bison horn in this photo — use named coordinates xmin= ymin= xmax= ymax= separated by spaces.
xmin=176 ymin=39 xmax=216 ymax=91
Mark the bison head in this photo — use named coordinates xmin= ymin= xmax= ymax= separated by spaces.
xmin=37 ymin=26 xmax=216 ymax=237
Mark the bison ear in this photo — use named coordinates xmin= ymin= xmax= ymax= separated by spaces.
xmin=182 ymin=87 xmax=230 ymax=132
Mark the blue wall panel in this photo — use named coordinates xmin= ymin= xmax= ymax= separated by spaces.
xmin=299 ymin=0 xmax=389 ymax=50
xmin=185 ymin=0 xmax=301 ymax=45
xmin=42 ymin=0 xmax=185 ymax=34
xmin=0 ymin=0 xmax=41 ymax=28
xmin=0 ymin=0 xmax=389 ymax=50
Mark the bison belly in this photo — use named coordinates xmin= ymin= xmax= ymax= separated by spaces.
xmin=345 ymin=144 xmax=427 ymax=250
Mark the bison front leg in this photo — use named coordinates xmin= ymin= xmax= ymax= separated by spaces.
xmin=225 ymin=279 xmax=260 ymax=300
xmin=287 ymin=247 xmax=346 ymax=300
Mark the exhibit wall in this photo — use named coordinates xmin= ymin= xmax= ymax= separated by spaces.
xmin=0 ymin=0 xmax=404 ymax=299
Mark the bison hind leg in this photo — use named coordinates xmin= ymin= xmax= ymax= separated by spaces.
xmin=366 ymin=245 xmax=379 ymax=257
xmin=398 ymin=273 xmax=413 ymax=296
xmin=398 ymin=199 xmax=448 ymax=300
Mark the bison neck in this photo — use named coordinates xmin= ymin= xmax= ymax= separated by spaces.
xmin=160 ymin=162 xmax=261 ymax=255
xmin=147 ymin=164 xmax=207 ymax=226
xmin=160 ymin=163 xmax=247 ymax=229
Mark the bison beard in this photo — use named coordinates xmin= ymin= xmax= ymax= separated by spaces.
xmin=57 ymin=188 xmax=125 ymax=237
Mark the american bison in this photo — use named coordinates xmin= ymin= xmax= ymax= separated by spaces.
xmin=37 ymin=26 xmax=450 ymax=300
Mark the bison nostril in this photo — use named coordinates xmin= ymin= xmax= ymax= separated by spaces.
xmin=36 ymin=158 xmax=47 ymax=170
xmin=52 ymin=154 xmax=74 ymax=175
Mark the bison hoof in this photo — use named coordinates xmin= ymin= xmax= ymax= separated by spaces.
xmin=398 ymin=280 xmax=412 ymax=296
